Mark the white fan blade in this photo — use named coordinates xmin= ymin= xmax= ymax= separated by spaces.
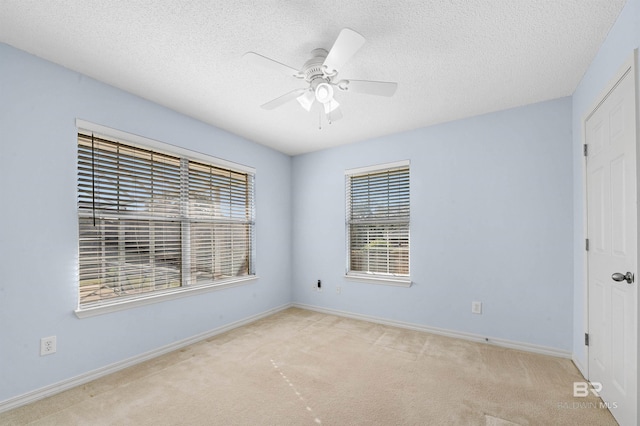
xmin=243 ymin=52 xmax=302 ymax=78
xmin=337 ymin=79 xmax=397 ymax=97
xmin=322 ymin=28 xmax=365 ymax=75
xmin=261 ymin=88 xmax=307 ymax=110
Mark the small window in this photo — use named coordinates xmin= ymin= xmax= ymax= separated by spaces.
xmin=77 ymin=129 xmax=255 ymax=310
xmin=345 ymin=161 xmax=410 ymax=285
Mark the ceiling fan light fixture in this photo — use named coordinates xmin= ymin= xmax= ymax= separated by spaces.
xmin=315 ymin=82 xmax=334 ymax=104
xmin=296 ymin=90 xmax=315 ymax=111
xmin=245 ymin=27 xmax=398 ymax=123
xmin=324 ymin=98 xmax=340 ymax=114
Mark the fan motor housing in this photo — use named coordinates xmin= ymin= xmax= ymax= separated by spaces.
xmin=302 ymin=48 xmax=329 ymax=82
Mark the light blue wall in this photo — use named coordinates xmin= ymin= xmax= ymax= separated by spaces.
xmin=571 ymin=0 xmax=640 ymax=371
xmin=0 ymin=43 xmax=292 ymax=402
xmin=292 ymin=97 xmax=574 ymax=351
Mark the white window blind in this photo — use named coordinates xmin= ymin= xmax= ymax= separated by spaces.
xmin=77 ymin=132 xmax=255 ymax=308
xmin=346 ymin=162 xmax=410 ymax=280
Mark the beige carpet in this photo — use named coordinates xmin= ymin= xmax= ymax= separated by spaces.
xmin=0 ymin=308 xmax=617 ymax=425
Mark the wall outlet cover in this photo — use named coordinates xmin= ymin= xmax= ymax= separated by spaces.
xmin=40 ymin=336 xmax=57 ymax=356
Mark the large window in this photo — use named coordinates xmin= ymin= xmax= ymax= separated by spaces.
xmin=77 ymin=127 xmax=255 ymax=310
xmin=345 ymin=161 xmax=410 ymax=285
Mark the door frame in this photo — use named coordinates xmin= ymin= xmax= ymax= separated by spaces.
xmin=581 ymin=48 xmax=638 ymax=420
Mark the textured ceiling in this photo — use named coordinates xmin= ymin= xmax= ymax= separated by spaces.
xmin=0 ymin=0 xmax=626 ymax=155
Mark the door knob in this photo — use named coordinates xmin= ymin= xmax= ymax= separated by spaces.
xmin=611 ymin=272 xmax=634 ymax=284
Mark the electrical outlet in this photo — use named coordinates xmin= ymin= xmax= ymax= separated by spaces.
xmin=471 ymin=301 xmax=482 ymax=315
xmin=40 ymin=336 xmax=57 ymax=356
xmin=336 ymin=286 xmax=341 ymax=294
xmin=316 ymin=279 xmax=322 ymax=292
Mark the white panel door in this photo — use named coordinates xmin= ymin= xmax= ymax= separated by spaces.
xmin=586 ymin=59 xmax=638 ymax=426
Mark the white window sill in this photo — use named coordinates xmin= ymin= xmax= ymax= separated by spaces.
xmin=344 ymin=274 xmax=412 ymax=287
xmin=75 ymin=276 xmax=259 ymax=318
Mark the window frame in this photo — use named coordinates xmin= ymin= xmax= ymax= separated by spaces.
xmin=345 ymin=160 xmax=411 ymax=287
xmin=75 ymin=120 xmax=258 ymax=318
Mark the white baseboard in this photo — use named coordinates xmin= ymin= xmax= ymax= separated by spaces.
xmin=572 ymin=355 xmax=588 ymax=378
xmin=293 ymin=303 xmax=572 ymax=359
xmin=0 ymin=303 xmax=292 ymax=414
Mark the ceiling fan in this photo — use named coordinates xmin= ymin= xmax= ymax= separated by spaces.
xmin=243 ymin=28 xmax=398 ymax=125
